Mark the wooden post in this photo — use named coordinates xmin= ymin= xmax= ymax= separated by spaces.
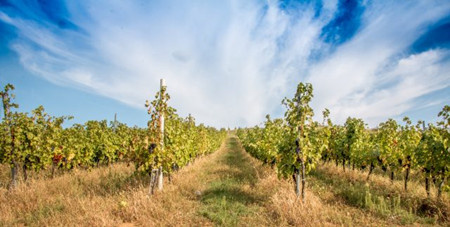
xmin=158 ymin=79 xmax=166 ymax=191
xmin=297 ymin=91 xmax=306 ymax=202
xmin=367 ymin=162 xmax=374 ymax=180
xmin=437 ymin=176 xmax=446 ymax=199
xmin=404 ymin=163 xmax=410 ymax=191
xmin=2 ymin=89 xmax=18 ymax=190
xmin=295 ymin=139 xmax=301 ymax=197
xmin=299 ymin=126 xmax=306 ymax=202
xmin=113 ymin=113 xmax=117 ymax=132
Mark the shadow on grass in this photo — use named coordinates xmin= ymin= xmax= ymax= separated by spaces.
xmin=200 ymin=185 xmax=262 ymax=226
xmin=199 ymin=137 xmax=264 ymax=226
xmin=70 ymin=167 xmax=151 ymax=197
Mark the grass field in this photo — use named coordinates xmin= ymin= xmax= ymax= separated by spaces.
xmin=0 ymin=135 xmax=448 ymax=226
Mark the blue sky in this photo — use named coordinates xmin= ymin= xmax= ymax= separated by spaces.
xmin=0 ymin=0 xmax=449 ymax=128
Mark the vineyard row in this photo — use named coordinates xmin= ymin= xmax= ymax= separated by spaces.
xmin=0 ymin=83 xmax=227 ymax=190
xmin=236 ymin=82 xmax=449 ymax=200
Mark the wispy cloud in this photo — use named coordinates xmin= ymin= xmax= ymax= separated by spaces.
xmin=0 ymin=0 xmax=449 ymax=127
xmin=307 ymin=1 xmax=450 ymax=125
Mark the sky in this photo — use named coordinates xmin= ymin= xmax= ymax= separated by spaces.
xmin=0 ymin=0 xmax=449 ymax=128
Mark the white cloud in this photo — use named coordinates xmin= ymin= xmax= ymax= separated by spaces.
xmin=330 ymin=50 xmax=449 ymax=124
xmin=1 ymin=0 xmax=450 ymax=127
xmin=306 ymin=1 xmax=450 ymax=126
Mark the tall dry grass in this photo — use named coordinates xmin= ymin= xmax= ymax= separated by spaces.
xmin=233 ymin=138 xmax=399 ymax=227
xmin=0 ymin=151 xmax=226 ymax=226
xmin=310 ymin=163 xmax=449 ymax=224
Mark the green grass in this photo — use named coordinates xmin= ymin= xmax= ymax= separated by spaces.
xmin=198 ymin=137 xmax=263 ymax=226
xmin=309 ymin=166 xmax=446 ymax=225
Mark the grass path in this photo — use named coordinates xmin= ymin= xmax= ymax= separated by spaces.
xmin=194 ymin=136 xmax=271 ymax=225
xmin=171 ymin=135 xmax=396 ymax=226
xmin=187 ymin=135 xmax=447 ymax=226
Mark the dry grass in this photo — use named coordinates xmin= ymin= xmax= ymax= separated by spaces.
xmin=233 ymin=139 xmax=400 ymax=227
xmin=317 ymin=162 xmax=449 ymax=201
xmin=1 ymin=136 xmax=447 ymax=226
xmin=0 ymin=152 xmax=223 ymax=226
xmin=309 ymin=163 xmax=449 ymax=225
